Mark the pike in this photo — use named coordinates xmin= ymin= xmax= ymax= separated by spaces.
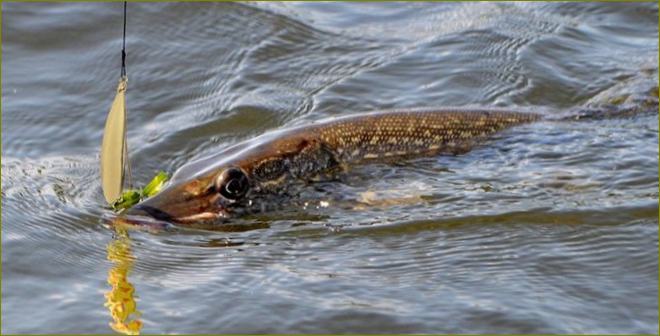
xmin=122 ymin=102 xmax=655 ymax=228
xmin=124 ymin=107 xmax=543 ymax=226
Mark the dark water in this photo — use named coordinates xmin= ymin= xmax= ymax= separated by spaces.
xmin=2 ymin=2 xmax=658 ymax=334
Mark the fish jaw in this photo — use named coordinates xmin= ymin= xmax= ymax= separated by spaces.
xmin=121 ymin=179 xmax=231 ymax=226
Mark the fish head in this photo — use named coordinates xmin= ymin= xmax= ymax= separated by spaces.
xmin=123 ymin=165 xmax=253 ymax=226
xmin=120 ymin=128 xmax=331 ymax=228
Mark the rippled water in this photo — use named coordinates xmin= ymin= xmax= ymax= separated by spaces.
xmin=2 ymin=2 xmax=658 ymax=334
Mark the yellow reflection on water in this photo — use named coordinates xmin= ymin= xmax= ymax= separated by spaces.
xmin=105 ymin=228 xmax=142 ymax=335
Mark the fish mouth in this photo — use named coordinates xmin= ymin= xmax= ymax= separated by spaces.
xmin=119 ymin=204 xmax=228 ymax=228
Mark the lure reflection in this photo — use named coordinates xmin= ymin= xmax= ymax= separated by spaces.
xmin=104 ymin=227 xmax=142 ymax=335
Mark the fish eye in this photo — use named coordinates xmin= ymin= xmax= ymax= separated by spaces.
xmin=216 ymin=168 xmax=249 ymax=200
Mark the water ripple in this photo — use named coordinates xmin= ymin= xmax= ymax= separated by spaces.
xmin=2 ymin=2 xmax=658 ymax=334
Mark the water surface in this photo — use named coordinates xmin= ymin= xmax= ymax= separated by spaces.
xmin=2 ymin=2 xmax=658 ymax=333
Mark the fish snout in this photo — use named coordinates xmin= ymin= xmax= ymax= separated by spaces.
xmin=121 ymin=190 xmax=228 ymax=226
xmin=113 ymin=202 xmax=177 ymax=229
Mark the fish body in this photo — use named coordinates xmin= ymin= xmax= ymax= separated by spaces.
xmin=125 ymin=107 xmax=541 ymax=225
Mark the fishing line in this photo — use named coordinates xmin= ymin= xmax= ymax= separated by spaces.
xmin=121 ymin=1 xmax=127 ymax=78
xmin=121 ymin=0 xmax=132 ymax=189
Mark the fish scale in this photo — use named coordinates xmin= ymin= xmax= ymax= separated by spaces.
xmin=315 ymin=108 xmax=541 ymax=163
